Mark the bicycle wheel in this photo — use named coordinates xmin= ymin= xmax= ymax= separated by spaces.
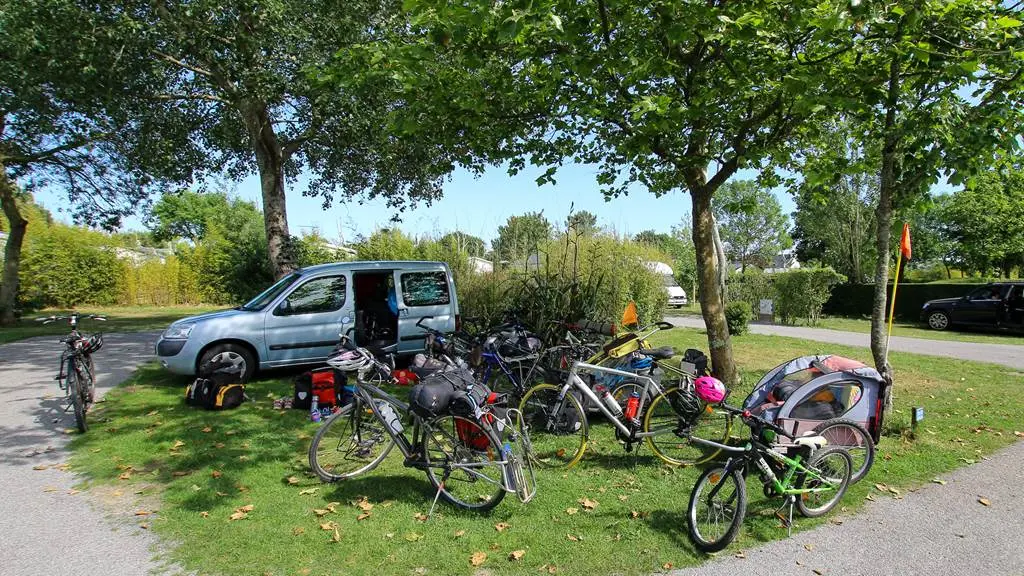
xmin=644 ymin=387 xmax=731 ymax=466
xmin=518 ymin=384 xmax=588 ymax=468
xmin=421 ymin=415 xmax=506 ymax=512
xmin=812 ymin=419 xmax=875 ymax=483
xmin=795 ymin=446 xmax=852 ymax=518
xmin=308 ymin=398 xmax=396 ymax=482
xmin=67 ymin=359 xmax=88 ymax=433
xmin=687 ymin=465 xmax=746 ymax=553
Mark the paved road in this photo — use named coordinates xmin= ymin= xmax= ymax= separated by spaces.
xmin=665 ymin=316 xmax=1024 ymax=370
xmin=670 ymin=439 xmax=1024 ymax=576
xmin=0 ymin=331 xmax=178 ymax=575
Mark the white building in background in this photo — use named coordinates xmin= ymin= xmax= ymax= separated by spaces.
xmin=763 ymin=248 xmax=801 ymax=274
xmin=469 ymin=256 xmax=494 ymax=274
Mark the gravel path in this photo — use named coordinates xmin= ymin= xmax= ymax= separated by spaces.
xmin=669 ymin=440 xmax=1024 ymax=576
xmin=665 ymin=316 xmax=1024 ymax=370
xmin=0 ymin=331 xmax=180 ymax=575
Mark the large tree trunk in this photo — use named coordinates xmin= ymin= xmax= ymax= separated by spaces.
xmin=690 ymin=183 xmax=739 ymax=385
xmin=870 ymin=50 xmax=902 ymax=404
xmin=0 ymin=169 xmax=27 ymax=326
xmin=242 ymin=101 xmax=295 ymax=280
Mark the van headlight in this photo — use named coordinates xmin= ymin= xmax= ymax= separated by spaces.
xmin=163 ymin=323 xmax=195 ymax=339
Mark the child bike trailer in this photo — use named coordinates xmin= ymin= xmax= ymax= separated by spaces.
xmin=742 ymin=354 xmax=888 ymax=483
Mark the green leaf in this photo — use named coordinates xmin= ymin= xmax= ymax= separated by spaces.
xmin=550 ymin=14 xmax=563 ymax=33
xmin=959 ymin=60 xmax=979 ymax=74
xmin=890 ymin=5 xmax=905 ymax=17
xmin=996 ymin=16 xmax=1022 ymax=29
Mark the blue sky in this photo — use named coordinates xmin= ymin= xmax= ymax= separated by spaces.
xmin=35 ymin=162 xmax=784 ymax=248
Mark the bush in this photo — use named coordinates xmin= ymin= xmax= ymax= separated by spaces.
xmin=727 ymin=269 xmax=775 ymax=313
xmin=774 ymin=267 xmax=846 ymax=325
xmin=725 ymin=301 xmax=753 ymax=335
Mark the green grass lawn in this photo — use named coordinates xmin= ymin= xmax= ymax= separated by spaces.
xmin=68 ymin=329 xmax=1024 ymax=576
xmin=0 ymin=305 xmax=222 ymax=344
xmin=810 ymin=316 xmax=1024 ymax=346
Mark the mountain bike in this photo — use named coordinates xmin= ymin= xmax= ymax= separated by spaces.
xmin=38 ymin=313 xmax=106 ymax=432
xmin=685 ymin=404 xmax=853 ymax=552
xmin=308 ymin=334 xmax=536 ymax=514
xmin=518 ymin=349 xmax=732 ymax=468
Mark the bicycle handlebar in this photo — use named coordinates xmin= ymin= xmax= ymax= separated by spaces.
xmin=721 ymin=403 xmax=794 ymax=440
xmin=36 ymin=314 xmax=107 ymax=324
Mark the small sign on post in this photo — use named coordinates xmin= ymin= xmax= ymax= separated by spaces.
xmin=911 ymin=406 xmax=925 ymax=432
xmin=758 ymin=299 xmax=774 ymax=323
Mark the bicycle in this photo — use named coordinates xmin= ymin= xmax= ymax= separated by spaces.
xmin=308 ymin=332 xmax=536 ymax=515
xmin=518 ymin=346 xmax=733 ymax=468
xmin=685 ymin=404 xmax=853 ymax=552
xmin=37 ymin=313 xmax=106 ymax=432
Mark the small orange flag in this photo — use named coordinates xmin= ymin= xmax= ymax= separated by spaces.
xmin=621 ymin=301 xmax=639 ymax=328
xmin=899 ymin=223 xmax=912 ymax=260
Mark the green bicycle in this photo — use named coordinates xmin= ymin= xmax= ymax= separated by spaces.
xmin=686 ymin=404 xmax=853 ymax=553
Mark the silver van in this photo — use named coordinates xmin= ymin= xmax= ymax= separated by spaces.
xmin=155 ymin=261 xmax=460 ymax=380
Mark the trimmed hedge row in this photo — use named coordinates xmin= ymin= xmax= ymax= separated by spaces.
xmin=824 ymin=283 xmax=981 ymax=320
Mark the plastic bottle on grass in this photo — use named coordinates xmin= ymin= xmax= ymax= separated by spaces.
xmin=311 ymin=395 xmax=320 ymax=423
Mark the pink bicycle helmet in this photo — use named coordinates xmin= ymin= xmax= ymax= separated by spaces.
xmin=694 ymin=375 xmax=727 ymax=404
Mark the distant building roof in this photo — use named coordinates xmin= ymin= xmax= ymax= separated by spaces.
xmin=764 ymin=248 xmax=800 ymax=274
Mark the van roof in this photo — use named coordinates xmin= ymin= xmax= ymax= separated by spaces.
xmin=297 ymin=260 xmax=450 ymax=275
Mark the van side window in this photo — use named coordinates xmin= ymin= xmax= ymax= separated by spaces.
xmin=400 ymin=271 xmax=450 ymax=306
xmin=277 ymin=275 xmax=347 ymax=315
xmin=789 ymin=381 xmax=863 ymax=421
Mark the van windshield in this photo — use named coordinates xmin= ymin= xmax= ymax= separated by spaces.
xmin=238 ymin=272 xmax=300 ymax=311
xmin=662 ymin=274 xmax=679 ymax=287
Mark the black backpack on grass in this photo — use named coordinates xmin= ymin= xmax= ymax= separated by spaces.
xmin=184 ymin=356 xmax=246 ymax=410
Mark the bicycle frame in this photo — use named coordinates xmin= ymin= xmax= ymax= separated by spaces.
xmin=556 ymin=361 xmax=667 ymax=438
xmin=706 ymin=440 xmax=840 ymax=497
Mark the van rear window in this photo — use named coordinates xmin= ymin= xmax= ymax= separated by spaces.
xmin=400 ymin=271 xmax=450 ymax=306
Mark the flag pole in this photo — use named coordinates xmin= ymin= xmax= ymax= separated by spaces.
xmin=884 ymin=242 xmax=905 ymax=366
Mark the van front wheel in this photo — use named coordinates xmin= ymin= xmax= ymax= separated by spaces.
xmin=198 ymin=343 xmax=256 ymax=382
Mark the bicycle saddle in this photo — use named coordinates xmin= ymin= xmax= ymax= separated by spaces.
xmin=637 ymin=346 xmax=675 ymax=360
xmin=793 ymin=434 xmax=827 ymax=450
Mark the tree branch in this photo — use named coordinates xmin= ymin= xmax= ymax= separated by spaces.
xmin=153 ymin=50 xmax=215 ymax=79
xmin=152 ymin=93 xmax=230 ymax=104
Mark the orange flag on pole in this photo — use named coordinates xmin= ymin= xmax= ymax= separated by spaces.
xmin=899 ymin=222 xmax=912 ymax=261
xmin=621 ymin=301 xmax=639 ymax=328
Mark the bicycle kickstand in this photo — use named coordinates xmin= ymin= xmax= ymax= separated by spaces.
xmin=427 ymin=470 xmax=452 ymax=519
xmin=774 ymin=495 xmax=796 ymax=537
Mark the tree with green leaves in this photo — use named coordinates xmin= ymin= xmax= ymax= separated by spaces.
xmin=148 ymin=191 xmax=261 ymax=243
xmin=804 ymin=1 xmax=1024 ymax=378
xmin=715 ymin=180 xmax=791 ymax=272
xmin=109 ymin=0 xmax=466 ymax=280
xmin=0 ymin=0 xmax=191 ymax=325
xmin=940 ymin=170 xmax=1024 ymax=277
xmin=439 ymin=231 xmax=486 ymax=258
xmin=566 ymin=210 xmax=599 ymax=237
xmin=492 ymin=212 xmax=553 ymax=265
xmin=327 ymin=0 xmax=863 ymax=382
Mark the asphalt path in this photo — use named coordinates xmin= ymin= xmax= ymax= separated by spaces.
xmin=665 ymin=316 xmax=1024 ymax=370
xmin=669 ymin=439 xmax=1024 ymax=576
xmin=0 ymin=330 xmax=178 ymax=575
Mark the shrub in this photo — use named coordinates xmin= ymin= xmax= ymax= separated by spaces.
xmin=727 ymin=269 xmax=775 ymax=313
xmin=725 ymin=301 xmax=753 ymax=335
xmin=774 ymin=267 xmax=846 ymax=325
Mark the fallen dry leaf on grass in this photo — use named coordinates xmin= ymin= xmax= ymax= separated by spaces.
xmin=32 ymin=465 xmax=48 ymax=471
xmin=145 ymin=410 xmax=159 ymax=417
xmin=565 ymin=507 xmax=578 ymax=515
xmin=618 ymin=495 xmax=629 ymax=502
xmin=118 ymin=471 xmax=132 ymax=480
xmin=215 ymin=491 xmax=228 ymax=497
xmin=313 ymin=509 xmax=331 ymax=517
xmin=325 ymin=501 xmax=340 ymax=513
xmin=566 ymin=534 xmax=580 ymax=542
xmin=470 ymin=552 xmax=487 ymax=567
xmin=540 ymin=564 xmax=557 ymax=574
xmin=211 ymin=470 xmax=222 ymax=479
xmin=804 ymin=544 xmax=813 ymax=551
xmin=238 ymin=504 xmax=254 ymax=513
xmin=201 ymin=426 xmax=213 ymax=433
xmin=578 ymin=497 xmax=598 ymax=510
xmin=229 ymin=511 xmax=247 ymax=521
xmin=735 ymin=552 xmax=746 ymax=559
xmin=356 ymin=499 xmax=373 ymax=512
xmin=139 ymin=523 xmax=149 ymax=530
xmin=292 ymin=527 xmax=305 ymax=536
xmin=134 ymin=510 xmax=151 ymax=516
xmin=171 ymin=440 xmax=185 ymax=450
xmin=865 ymin=495 xmax=875 ymax=502
xmin=320 ymin=521 xmax=338 ymax=531
xmin=662 ymin=562 xmax=673 ymax=570
xmin=454 ymin=530 xmax=466 ymax=538
xmin=404 ymin=533 xmax=423 ymax=542
xmin=298 ymin=487 xmax=318 ymax=495
xmin=331 ymin=527 xmax=341 ymax=543
xmin=67 ymin=489 xmax=80 ymax=496
xmin=978 ymin=498 xmax=991 ymax=506
xmin=357 ymin=512 xmax=371 ymax=521
xmin=494 ymin=522 xmax=511 ymax=532
xmin=932 ymin=478 xmax=947 ymax=485
xmin=413 ymin=512 xmax=428 ymax=522
xmin=509 ymin=550 xmax=526 ymax=561
xmin=286 ymin=476 xmax=300 ymax=485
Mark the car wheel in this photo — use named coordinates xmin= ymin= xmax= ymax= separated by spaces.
xmin=199 ymin=343 xmax=256 ymax=382
xmin=927 ymin=311 xmax=950 ymax=331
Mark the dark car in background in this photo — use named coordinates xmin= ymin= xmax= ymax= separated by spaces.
xmin=920 ymin=282 xmax=1024 ymax=333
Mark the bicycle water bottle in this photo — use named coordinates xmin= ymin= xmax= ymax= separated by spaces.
xmin=601 ymin=390 xmax=623 ymax=418
xmin=624 ymin=392 xmax=641 ymax=422
xmin=311 ymin=394 xmax=320 ymax=423
xmin=378 ymin=402 xmax=404 ymax=434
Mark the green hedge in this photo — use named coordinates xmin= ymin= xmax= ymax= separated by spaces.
xmin=823 ymin=282 xmax=980 ymax=320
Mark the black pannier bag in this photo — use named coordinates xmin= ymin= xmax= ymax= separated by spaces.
xmin=408 ymin=367 xmax=490 ymax=419
xmin=184 ymin=356 xmax=246 ymax=410
xmin=682 ymin=348 xmax=710 ymax=377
